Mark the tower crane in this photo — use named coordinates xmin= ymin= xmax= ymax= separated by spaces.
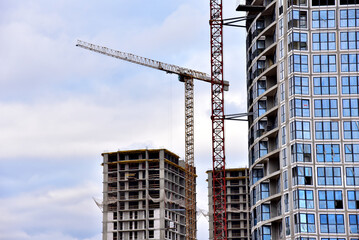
xmin=76 ymin=40 xmax=229 ymax=240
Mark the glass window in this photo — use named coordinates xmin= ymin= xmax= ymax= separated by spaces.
xmin=257 ymin=80 xmax=266 ymax=96
xmin=290 ymin=76 xmax=309 ymax=95
xmin=343 ymin=99 xmax=359 ymax=117
xmin=261 ymin=204 xmax=270 ymax=221
xmin=291 ymin=143 xmax=311 ymax=162
xmin=346 ymin=167 xmax=359 ymax=185
xmin=319 ymin=214 xmax=345 ymax=233
xmin=289 ymin=54 xmax=308 ymax=73
xmin=291 ymin=121 xmax=311 ymax=140
xmin=316 ymin=144 xmax=340 ymax=162
xmin=282 ymin=148 xmax=287 ymax=167
xmin=312 ymin=0 xmax=335 ymax=5
xmin=290 ymin=98 xmax=310 ymax=117
xmin=289 ymin=32 xmax=308 ymax=51
xmin=284 ymin=193 xmax=289 ymax=212
xmin=314 ymin=99 xmax=338 ymax=117
xmin=340 ymin=9 xmax=359 ymax=27
xmin=293 ymin=189 xmax=314 ymax=209
xmin=318 ymin=190 xmax=343 ymax=209
xmin=252 ymin=169 xmax=264 ymax=184
xmin=260 ymin=182 xmax=269 ymax=200
xmin=313 ymin=55 xmax=337 ymax=72
xmin=342 ymin=76 xmax=359 ymax=94
xmin=261 ymin=225 xmax=271 ymax=240
xmin=282 ymin=126 xmax=286 ymax=145
xmin=293 ymin=166 xmax=312 ymax=185
xmin=341 ymin=54 xmax=359 ymax=72
xmin=288 ymin=10 xmax=307 ymax=29
xmin=313 ymin=76 xmax=337 ymax=95
xmin=280 ymin=83 xmax=285 ymax=101
xmin=281 ymin=104 xmax=285 ymax=123
xmin=284 ymin=170 xmax=288 ymax=189
xmin=285 ymin=216 xmax=290 ymax=236
xmin=317 ymin=167 xmax=342 ymax=185
xmin=313 ymin=32 xmax=336 ymax=50
xmin=279 ymin=40 xmax=284 ymax=58
xmin=345 ymin=144 xmax=359 ymax=162
xmin=312 ymin=10 xmax=335 ymax=28
xmin=280 ymin=61 xmax=284 ymax=80
xmin=294 ymin=213 xmax=315 ymax=233
xmin=349 ymin=214 xmax=359 ymax=234
xmin=343 ymin=121 xmax=359 ymax=139
xmin=348 ymin=190 xmax=359 ymax=209
xmin=315 ymin=121 xmax=339 ymax=139
xmin=340 ymin=31 xmax=359 ymax=50
xmin=288 ymin=0 xmax=307 ymax=6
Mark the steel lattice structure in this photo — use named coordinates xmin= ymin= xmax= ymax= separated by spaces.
xmin=210 ymin=0 xmax=227 ymax=240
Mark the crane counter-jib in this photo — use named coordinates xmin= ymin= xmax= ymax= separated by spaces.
xmin=76 ymin=40 xmax=229 ymax=90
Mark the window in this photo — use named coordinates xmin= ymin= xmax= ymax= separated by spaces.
xmin=319 ymin=214 xmax=345 ymax=233
xmin=282 ymin=126 xmax=286 ymax=145
xmin=315 ymin=121 xmax=339 ymax=139
xmin=291 ymin=121 xmax=311 ymax=140
xmin=280 ymin=83 xmax=285 ymax=101
xmin=261 ymin=204 xmax=270 ymax=221
xmin=341 ymin=54 xmax=359 ymax=72
xmin=350 ymin=215 xmax=359 ymax=234
xmin=296 ymin=238 xmax=315 ymax=240
xmin=261 ymin=225 xmax=271 ymax=240
xmin=291 ymin=143 xmax=311 ymax=162
xmin=313 ymin=55 xmax=337 ymax=72
xmin=284 ymin=170 xmax=288 ymax=189
xmin=312 ymin=10 xmax=335 ymax=28
xmin=343 ymin=121 xmax=359 ymax=139
xmin=280 ymin=61 xmax=284 ymax=80
xmin=313 ymin=32 xmax=336 ymax=50
xmin=290 ymin=76 xmax=309 ymax=95
xmin=257 ymin=80 xmax=266 ymax=96
xmin=317 ymin=167 xmax=342 ymax=185
xmin=340 ymin=31 xmax=359 ymax=50
xmin=293 ymin=189 xmax=314 ymax=209
xmin=346 ymin=167 xmax=359 ymax=185
xmin=312 ymin=0 xmax=335 ymax=5
xmin=313 ymin=76 xmax=337 ymax=95
xmin=340 ymin=9 xmax=359 ymax=27
xmin=288 ymin=32 xmax=308 ymax=51
xmin=285 ymin=216 xmax=290 ymax=236
xmin=284 ymin=193 xmax=289 ymax=212
xmin=279 ymin=18 xmax=283 ymax=37
xmin=294 ymin=213 xmax=315 ymax=233
xmin=341 ymin=0 xmax=359 ymax=4
xmin=282 ymin=148 xmax=287 ymax=167
xmin=288 ymin=10 xmax=307 ymax=29
xmin=348 ymin=190 xmax=359 ymax=209
xmin=342 ymin=76 xmax=359 ymax=94
xmin=288 ymin=0 xmax=307 ymax=6
xmin=316 ymin=144 xmax=340 ymax=162
xmin=314 ymin=99 xmax=338 ymax=117
xmin=252 ymin=169 xmax=264 ymax=184
xmin=343 ymin=99 xmax=359 ymax=117
xmin=345 ymin=144 xmax=359 ymax=162
xmin=290 ymin=98 xmax=310 ymax=117
xmin=281 ymin=105 xmax=285 ymax=123
xmin=259 ymin=141 xmax=268 ymax=157
xmin=289 ymin=54 xmax=308 ymax=73
xmin=292 ymin=166 xmax=313 ymax=185
xmin=260 ymin=182 xmax=269 ymax=200
xmin=254 ymin=100 xmax=266 ymax=118
xmin=318 ymin=190 xmax=343 ymax=209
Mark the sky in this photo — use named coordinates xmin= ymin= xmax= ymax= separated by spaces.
xmin=0 ymin=1 xmax=247 ymax=239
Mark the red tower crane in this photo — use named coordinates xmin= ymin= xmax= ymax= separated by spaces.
xmin=210 ymin=0 xmax=227 ymax=239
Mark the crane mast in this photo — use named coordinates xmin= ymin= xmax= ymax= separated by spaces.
xmin=210 ymin=0 xmax=227 ymax=239
xmin=76 ymin=40 xmax=229 ymax=240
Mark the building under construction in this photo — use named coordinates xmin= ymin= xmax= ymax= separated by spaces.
xmin=102 ymin=148 xmax=196 ymax=240
xmin=207 ymin=168 xmax=250 ymax=240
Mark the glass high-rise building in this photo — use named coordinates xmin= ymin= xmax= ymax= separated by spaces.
xmin=240 ymin=0 xmax=359 ymax=239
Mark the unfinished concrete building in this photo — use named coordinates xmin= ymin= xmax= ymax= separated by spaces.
xmin=102 ymin=149 xmax=194 ymax=240
xmin=207 ymin=168 xmax=250 ymax=240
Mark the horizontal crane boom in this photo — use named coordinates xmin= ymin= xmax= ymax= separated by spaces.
xmin=76 ymin=40 xmax=229 ymax=90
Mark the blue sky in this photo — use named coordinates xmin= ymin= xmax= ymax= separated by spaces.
xmin=0 ymin=1 xmax=247 ymax=239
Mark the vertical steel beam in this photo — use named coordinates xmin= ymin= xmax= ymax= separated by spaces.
xmin=210 ymin=0 xmax=227 ymax=239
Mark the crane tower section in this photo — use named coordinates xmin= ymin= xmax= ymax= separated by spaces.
xmin=210 ymin=0 xmax=227 ymax=240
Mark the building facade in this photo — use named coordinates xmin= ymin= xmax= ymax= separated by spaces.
xmin=241 ymin=0 xmax=359 ymax=239
xmin=102 ymin=149 xmax=191 ymax=240
xmin=207 ymin=168 xmax=251 ymax=240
